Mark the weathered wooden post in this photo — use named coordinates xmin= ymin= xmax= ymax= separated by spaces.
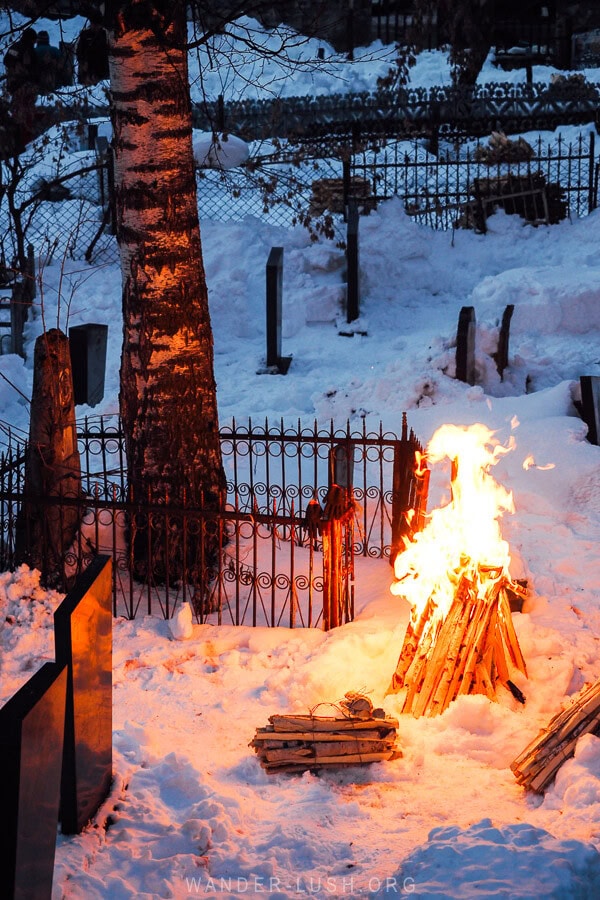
xmin=264 ymin=246 xmax=291 ymax=374
xmin=456 ymin=305 xmax=477 ymax=385
xmin=322 ymin=443 xmax=354 ymax=630
xmin=15 ymin=328 xmax=82 ymax=587
xmin=390 ymin=415 xmax=429 ymax=567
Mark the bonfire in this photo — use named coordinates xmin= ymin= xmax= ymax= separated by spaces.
xmin=388 ymin=423 xmax=528 ymax=717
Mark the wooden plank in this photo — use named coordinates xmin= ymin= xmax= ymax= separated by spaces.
xmin=498 ymin=590 xmax=527 ymax=676
xmin=263 ymin=750 xmax=394 ymax=769
xmin=313 ymin=739 xmax=396 ymax=757
xmin=251 ymin=728 xmax=391 ymax=743
xmin=269 ymin=714 xmax=399 ymax=732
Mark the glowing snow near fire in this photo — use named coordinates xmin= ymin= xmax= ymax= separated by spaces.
xmin=391 ymin=423 xmax=515 ymax=618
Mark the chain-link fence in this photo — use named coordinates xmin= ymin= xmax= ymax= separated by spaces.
xmin=0 ymin=148 xmax=117 ymax=269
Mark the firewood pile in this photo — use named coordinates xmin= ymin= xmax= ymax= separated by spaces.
xmin=474 ymin=131 xmax=535 ymax=164
xmin=388 ymin=565 xmax=528 ymax=717
xmin=511 ymin=679 xmax=600 ymax=793
xmin=309 ymin=176 xmax=374 ymax=216
xmin=250 ymin=694 xmax=401 ymax=773
xmin=455 ymin=173 xmax=568 ymax=231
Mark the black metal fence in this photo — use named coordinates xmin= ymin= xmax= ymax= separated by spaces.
xmin=193 ymin=82 xmax=600 ymax=144
xmin=0 ymin=416 xmax=427 ymax=628
xmin=347 ymin=131 xmax=598 ymax=230
xmin=370 ymin=3 xmax=439 ymax=49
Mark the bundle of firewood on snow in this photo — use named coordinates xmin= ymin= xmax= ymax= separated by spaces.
xmin=251 ymin=693 xmax=401 ymax=774
xmin=512 ymin=678 xmax=600 ymax=793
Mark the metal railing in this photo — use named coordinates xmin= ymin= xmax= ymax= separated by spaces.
xmin=347 ymin=131 xmax=597 ymax=230
xmin=0 ymin=415 xmax=428 ymax=627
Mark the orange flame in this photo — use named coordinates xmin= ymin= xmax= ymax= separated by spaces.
xmin=391 ymin=423 xmax=514 ymax=618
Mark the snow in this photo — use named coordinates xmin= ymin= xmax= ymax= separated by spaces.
xmin=3 ymin=10 xmax=600 ymax=900
xmin=193 ymin=133 xmax=250 ymax=170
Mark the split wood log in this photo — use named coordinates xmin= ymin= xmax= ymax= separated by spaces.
xmin=511 ymin=679 xmax=600 ymax=793
xmin=252 ymin=728 xmax=391 ymax=742
xmin=269 ymin=713 xmax=399 ymax=732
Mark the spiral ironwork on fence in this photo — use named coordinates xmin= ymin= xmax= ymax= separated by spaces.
xmin=0 ymin=415 xmax=427 ymax=629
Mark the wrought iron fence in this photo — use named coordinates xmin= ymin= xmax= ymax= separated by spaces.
xmin=347 ymin=131 xmax=598 ymax=230
xmin=370 ymin=3 xmax=439 ymax=49
xmin=193 ymin=82 xmax=600 ymax=144
xmin=0 ymin=415 xmax=427 ymax=628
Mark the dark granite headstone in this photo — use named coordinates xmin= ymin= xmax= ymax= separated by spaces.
xmin=265 ymin=246 xmax=291 ymax=374
xmin=456 ymin=305 xmax=477 ymax=385
xmin=68 ymin=323 xmax=108 ymax=407
xmin=0 ymin=662 xmax=67 ymax=900
xmin=580 ymin=375 xmax=600 ymax=445
xmin=493 ymin=304 xmax=514 ymax=380
xmin=54 ymin=555 xmax=112 ymax=834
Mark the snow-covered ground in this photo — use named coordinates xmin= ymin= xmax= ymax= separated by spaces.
xmin=3 ymin=11 xmax=600 ymax=900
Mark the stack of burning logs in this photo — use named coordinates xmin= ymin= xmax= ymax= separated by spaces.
xmin=251 ymin=693 xmax=401 ymax=774
xmin=387 ymin=563 xmax=528 ymax=716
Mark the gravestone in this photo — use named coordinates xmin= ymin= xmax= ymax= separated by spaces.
xmin=0 ymin=662 xmax=67 ymax=900
xmin=54 ymin=554 xmax=113 ymax=834
xmin=329 ymin=442 xmax=354 ymax=493
xmin=580 ymin=375 xmax=600 ymax=445
xmin=493 ymin=304 xmax=514 ymax=380
xmin=456 ymin=306 xmax=477 ymax=385
xmin=69 ymin=323 xmax=108 ymax=407
xmin=264 ymin=246 xmax=291 ymax=374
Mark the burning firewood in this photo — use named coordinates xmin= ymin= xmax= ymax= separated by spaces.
xmin=511 ymin=679 xmax=600 ymax=793
xmin=251 ymin=695 xmax=401 ymax=773
xmin=389 ymin=565 xmax=527 ymax=717
xmin=386 ymin=424 xmax=529 ymax=718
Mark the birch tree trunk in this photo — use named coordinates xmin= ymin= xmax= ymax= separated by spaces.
xmin=107 ymin=0 xmax=225 ymax=591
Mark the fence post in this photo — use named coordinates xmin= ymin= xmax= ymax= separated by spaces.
xmin=342 ymin=157 xmax=351 ymax=221
xmin=390 ymin=438 xmax=411 ymax=567
xmin=264 ymin=246 xmax=291 ymax=374
xmin=217 ymin=94 xmax=225 ymax=131
xmin=25 ymin=243 xmax=35 ymax=300
xmin=589 ymin=131 xmax=596 ymax=213
xmin=346 ymin=200 xmax=360 ymax=323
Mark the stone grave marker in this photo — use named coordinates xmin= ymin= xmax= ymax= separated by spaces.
xmin=263 ymin=246 xmax=291 ymax=374
xmin=0 ymin=662 xmax=67 ymax=900
xmin=54 ymin=554 xmax=113 ymax=834
xmin=456 ymin=306 xmax=476 ymax=385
